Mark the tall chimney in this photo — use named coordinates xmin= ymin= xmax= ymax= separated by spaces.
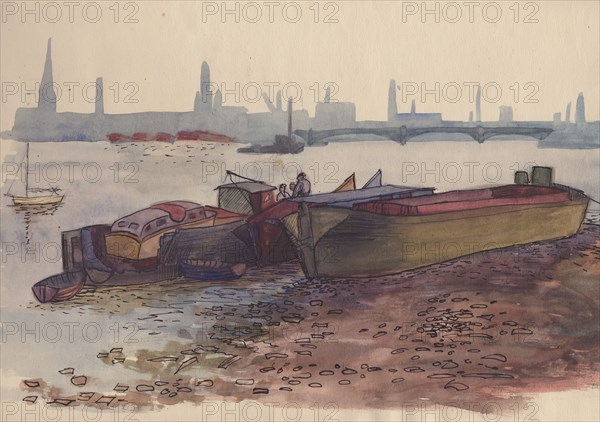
xmin=387 ymin=79 xmax=397 ymax=121
xmin=475 ymin=85 xmax=481 ymax=122
xmin=95 ymin=77 xmax=104 ymax=114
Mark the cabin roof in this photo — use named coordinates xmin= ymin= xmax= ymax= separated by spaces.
xmin=288 ymin=185 xmax=434 ymax=205
xmin=111 ymin=201 xmax=206 ymax=236
xmin=150 ymin=201 xmax=204 ymax=222
xmin=112 ymin=208 xmax=170 ymax=232
xmin=217 ymin=182 xmax=276 ymax=193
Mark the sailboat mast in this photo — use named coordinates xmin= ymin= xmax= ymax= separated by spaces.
xmin=25 ymin=143 xmax=29 ymax=197
xmin=287 ymin=97 xmax=292 ymax=139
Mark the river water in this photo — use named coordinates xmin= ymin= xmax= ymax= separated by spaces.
xmin=1 ymin=138 xmax=599 ymax=420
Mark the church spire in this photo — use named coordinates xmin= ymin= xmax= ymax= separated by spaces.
xmin=39 ymin=38 xmax=57 ymax=112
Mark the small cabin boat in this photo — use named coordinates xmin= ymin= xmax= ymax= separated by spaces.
xmin=31 ymin=179 xmax=279 ymax=302
xmin=98 ymin=182 xmax=276 ymax=264
xmin=105 ymin=201 xmax=216 ymax=260
xmin=157 ymin=182 xmax=279 ymax=268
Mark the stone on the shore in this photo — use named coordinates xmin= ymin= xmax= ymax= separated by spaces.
xmin=78 ymin=392 xmax=94 ymax=401
xmin=148 ymin=356 xmax=179 ymax=362
xmin=49 ymin=398 xmax=75 ymax=406
xmin=70 ymin=375 xmax=87 ymax=386
xmin=24 ymin=380 xmax=40 ymax=388
xmin=265 ymin=353 xmax=288 ymax=359
xmin=113 ymin=383 xmax=129 ymax=392
xmin=444 ymin=380 xmax=469 ymax=391
xmin=175 ymin=356 xmax=198 ymax=374
xmin=218 ymin=355 xmax=241 ymax=369
xmin=283 ymin=316 xmax=304 ymax=324
xmin=95 ymin=395 xmax=116 ymax=406
xmin=482 ymin=353 xmax=507 ymax=362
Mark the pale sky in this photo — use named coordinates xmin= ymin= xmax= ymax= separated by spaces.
xmin=1 ymin=1 xmax=599 ymax=129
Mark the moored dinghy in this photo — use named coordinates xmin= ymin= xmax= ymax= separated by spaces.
xmin=31 ymin=270 xmax=87 ymax=303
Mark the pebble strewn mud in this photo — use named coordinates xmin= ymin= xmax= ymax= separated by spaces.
xmin=23 ymin=224 xmax=600 ymax=412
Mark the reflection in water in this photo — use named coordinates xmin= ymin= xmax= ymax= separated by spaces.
xmin=10 ymin=203 xmax=64 ymax=245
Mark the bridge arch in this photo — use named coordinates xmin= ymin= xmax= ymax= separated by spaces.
xmin=294 ymin=126 xmax=553 ymax=146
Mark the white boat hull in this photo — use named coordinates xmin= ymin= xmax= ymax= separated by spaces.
xmin=12 ymin=195 xmax=64 ymax=206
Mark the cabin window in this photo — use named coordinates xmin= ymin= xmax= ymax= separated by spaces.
xmin=144 ymin=224 xmax=152 ymax=232
xmin=156 ymin=218 xmax=167 ymax=227
xmin=264 ymin=194 xmax=271 ymax=203
xmin=117 ymin=221 xmax=127 ymax=227
xmin=219 ymin=189 xmax=253 ymax=215
xmin=188 ymin=212 xmax=197 ymax=219
xmin=129 ymin=223 xmax=139 ymax=230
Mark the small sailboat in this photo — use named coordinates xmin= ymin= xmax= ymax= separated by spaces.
xmin=6 ymin=143 xmax=64 ymax=206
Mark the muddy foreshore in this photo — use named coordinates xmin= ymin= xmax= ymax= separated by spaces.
xmin=22 ymin=223 xmax=600 ymax=413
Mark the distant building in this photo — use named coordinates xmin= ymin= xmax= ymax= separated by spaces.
xmin=553 ymin=112 xmax=562 ymax=125
xmin=575 ymin=92 xmax=585 ymax=124
xmin=391 ymin=102 xmax=442 ymax=126
xmin=324 ymin=86 xmax=332 ymax=103
xmin=565 ymin=102 xmax=571 ymax=123
xmin=314 ymin=102 xmax=356 ymax=129
xmin=12 ymin=39 xmax=358 ymax=142
xmin=498 ymin=106 xmax=513 ymax=123
xmin=387 ymin=79 xmax=397 ymax=121
xmin=95 ymin=77 xmax=104 ymax=115
xmin=213 ymin=89 xmax=222 ymax=112
xmin=38 ymin=38 xmax=56 ymax=112
xmin=199 ymin=61 xmax=212 ymax=113
xmin=468 ymin=111 xmax=473 ymax=122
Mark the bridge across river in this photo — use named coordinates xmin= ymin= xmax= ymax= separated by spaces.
xmin=293 ymin=125 xmax=554 ymax=145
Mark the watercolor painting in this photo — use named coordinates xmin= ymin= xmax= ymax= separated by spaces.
xmin=1 ymin=2 xmax=599 ymax=421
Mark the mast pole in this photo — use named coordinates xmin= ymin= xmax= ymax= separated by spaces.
xmin=287 ymin=97 xmax=292 ymax=139
xmin=25 ymin=142 xmax=29 ymax=197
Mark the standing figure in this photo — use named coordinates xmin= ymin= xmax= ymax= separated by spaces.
xmin=292 ymin=172 xmax=311 ymax=197
xmin=276 ymin=183 xmax=290 ymax=201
